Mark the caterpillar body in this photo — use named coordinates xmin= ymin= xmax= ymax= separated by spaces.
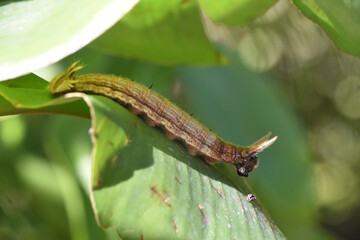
xmin=49 ymin=62 xmax=277 ymax=177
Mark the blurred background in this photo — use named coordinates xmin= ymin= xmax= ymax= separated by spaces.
xmin=1 ymin=0 xmax=360 ymax=239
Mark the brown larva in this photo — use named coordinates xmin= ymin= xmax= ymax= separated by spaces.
xmin=49 ymin=62 xmax=277 ymax=177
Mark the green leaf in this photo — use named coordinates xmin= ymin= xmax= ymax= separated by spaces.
xmin=0 ymin=74 xmax=285 ymax=239
xmin=177 ymin=64 xmax=318 ymax=238
xmin=0 ymin=75 xmax=89 ymax=117
xmin=87 ymin=95 xmax=285 ymax=239
xmin=199 ymin=0 xmax=277 ymax=25
xmin=91 ymin=0 xmax=226 ymax=64
xmin=0 ymin=0 xmax=139 ymax=80
xmin=291 ymin=0 xmax=360 ymax=58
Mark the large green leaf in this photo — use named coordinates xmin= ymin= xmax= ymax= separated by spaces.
xmin=291 ymin=0 xmax=360 ymax=58
xmin=199 ymin=0 xmax=277 ymax=25
xmin=91 ymin=0 xmax=225 ymax=64
xmin=0 ymin=74 xmax=285 ymax=239
xmin=88 ymin=95 xmax=284 ymax=239
xmin=0 ymin=0 xmax=139 ymax=80
xmin=177 ymin=65 xmax=320 ymax=239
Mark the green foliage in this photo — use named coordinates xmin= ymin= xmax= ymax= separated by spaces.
xmin=199 ymin=0 xmax=277 ymax=25
xmin=91 ymin=0 xmax=226 ymax=64
xmin=0 ymin=74 xmax=89 ymax=117
xmin=1 ymin=0 xmax=358 ymax=239
xmin=0 ymin=0 xmax=139 ymax=80
xmin=291 ymin=0 xmax=360 ymax=58
xmin=0 ymin=64 xmax=286 ymax=239
xmin=90 ymin=95 xmax=283 ymax=239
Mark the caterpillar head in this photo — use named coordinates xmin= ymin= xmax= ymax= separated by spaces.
xmin=234 ymin=155 xmax=259 ymax=177
xmin=234 ymin=132 xmax=277 ymax=177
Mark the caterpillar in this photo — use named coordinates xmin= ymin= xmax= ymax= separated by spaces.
xmin=48 ymin=62 xmax=277 ymax=177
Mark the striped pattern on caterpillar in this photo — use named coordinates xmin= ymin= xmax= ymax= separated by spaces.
xmin=48 ymin=62 xmax=277 ymax=177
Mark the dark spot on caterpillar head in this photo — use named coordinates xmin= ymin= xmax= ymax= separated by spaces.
xmin=234 ymin=155 xmax=258 ymax=177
